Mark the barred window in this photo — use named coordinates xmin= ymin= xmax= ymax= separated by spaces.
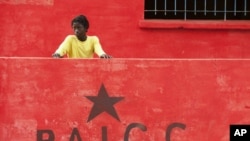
xmin=144 ymin=0 xmax=250 ymax=20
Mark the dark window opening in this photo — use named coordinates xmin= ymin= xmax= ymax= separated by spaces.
xmin=144 ymin=0 xmax=250 ymax=20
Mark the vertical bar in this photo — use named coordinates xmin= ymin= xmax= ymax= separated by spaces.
xmin=155 ymin=0 xmax=157 ymax=15
xmin=204 ymin=0 xmax=207 ymax=15
xmin=184 ymin=0 xmax=187 ymax=20
xmin=175 ymin=0 xmax=177 ymax=15
xmin=102 ymin=127 xmax=108 ymax=141
xmin=194 ymin=0 xmax=196 ymax=15
xmin=165 ymin=0 xmax=167 ymax=15
xmin=214 ymin=0 xmax=217 ymax=16
xmin=244 ymin=0 xmax=247 ymax=16
xmin=224 ymin=0 xmax=227 ymax=20
xmin=234 ymin=0 xmax=237 ymax=16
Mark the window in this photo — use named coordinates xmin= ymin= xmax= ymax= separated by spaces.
xmin=144 ymin=0 xmax=250 ymax=20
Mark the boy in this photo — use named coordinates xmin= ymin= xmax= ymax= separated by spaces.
xmin=52 ymin=15 xmax=111 ymax=58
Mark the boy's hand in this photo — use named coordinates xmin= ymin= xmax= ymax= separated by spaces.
xmin=100 ymin=54 xmax=112 ymax=59
xmin=52 ymin=53 xmax=62 ymax=58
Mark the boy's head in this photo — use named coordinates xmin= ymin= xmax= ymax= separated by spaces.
xmin=71 ymin=15 xmax=89 ymax=31
xmin=71 ymin=15 xmax=89 ymax=41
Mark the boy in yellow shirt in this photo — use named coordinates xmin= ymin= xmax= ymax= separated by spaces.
xmin=52 ymin=15 xmax=111 ymax=58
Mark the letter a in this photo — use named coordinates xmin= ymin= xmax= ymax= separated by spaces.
xmin=70 ymin=128 xmax=82 ymax=141
xmin=234 ymin=129 xmax=241 ymax=136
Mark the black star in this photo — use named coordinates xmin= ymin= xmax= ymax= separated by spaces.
xmin=85 ymin=84 xmax=124 ymax=122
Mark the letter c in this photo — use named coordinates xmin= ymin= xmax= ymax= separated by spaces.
xmin=166 ymin=122 xmax=186 ymax=141
xmin=124 ymin=123 xmax=147 ymax=141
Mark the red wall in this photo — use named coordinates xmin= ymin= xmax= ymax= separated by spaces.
xmin=1 ymin=2 xmax=250 ymax=140
xmin=1 ymin=58 xmax=250 ymax=140
xmin=1 ymin=0 xmax=250 ymax=58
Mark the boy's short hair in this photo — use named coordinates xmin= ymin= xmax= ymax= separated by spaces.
xmin=71 ymin=15 xmax=89 ymax=30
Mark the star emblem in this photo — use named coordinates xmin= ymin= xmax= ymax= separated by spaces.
xmin=85 ymin=84 xmax=124 ymax=122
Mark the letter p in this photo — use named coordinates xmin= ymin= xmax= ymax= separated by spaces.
xmin=37 ymin=130 xmax=55 ymax=141
xmin=241 ymin=129 xmax=247 ymax=136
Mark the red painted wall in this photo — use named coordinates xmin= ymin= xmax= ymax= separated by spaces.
xmin=0 ymin=0 xmax=250 ymax=58
xmin=1 ymin=58 xmax=250 ymax=140
xmin=1 ymin=1 xmax=250 ymax=140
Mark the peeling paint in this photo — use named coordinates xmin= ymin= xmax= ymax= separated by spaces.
xmin=0 ymin=0 xmax=53 ymax=5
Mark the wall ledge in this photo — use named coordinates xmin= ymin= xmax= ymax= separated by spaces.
xmin=139 ymin=20 xmax=250 ymax=30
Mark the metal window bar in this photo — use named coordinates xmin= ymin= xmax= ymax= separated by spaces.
xmin=214 ymin=0 xmax=216 ymax=16
xmin=204 ymin=0 xmax=207 ymax=15
xmin=145 ymin=0 xmax=249 ymax=20
xmin=184 ymin=0 xmax=186 ymax=20
xmin=224 ymin=0 xmax=227 ymax=20
xmin=155 ymin=0 xmax=157 ymax=15
xmin=165 ymin=0 xmax=167 ymax=15
xmin=245 ymin=0 xmax=247 ymax=16
xmin=194 ymin=0 xmax=196 ymax=15
xmin=174 ymin=0 xmax=177 ymax=15
xmin=234 ymin=0 xmax=237 ymax=16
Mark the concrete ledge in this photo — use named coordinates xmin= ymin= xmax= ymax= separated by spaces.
xmin=139 ymin=20 xmax=250 ymax=30
xmin=1 ymin=58 xmax=250 ymax=140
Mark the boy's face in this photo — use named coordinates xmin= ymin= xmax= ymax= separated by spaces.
xmin=72 ymin=22 xmax=87 ymax=41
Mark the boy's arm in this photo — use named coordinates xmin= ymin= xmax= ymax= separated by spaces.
xmin=52 ymin=36 xmax=72 ymax=58
xmin=93 ymin=36 xmax=112 ymax=58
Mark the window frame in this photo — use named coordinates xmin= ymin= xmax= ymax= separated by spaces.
xmin=141 ymin=0 xmax=250 ymax=29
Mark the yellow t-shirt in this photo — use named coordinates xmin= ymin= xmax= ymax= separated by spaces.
xmin=55 ymin=35 xmax=106 ymax=58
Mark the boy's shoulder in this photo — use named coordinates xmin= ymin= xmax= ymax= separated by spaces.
xmin=66 ymin=35 xmax=76 ymax=39
xmin=64 ymin=35 xmax=99 ymax=42
xmin=87 ymin=35 xmax=98 ymax=39
xmin=87 ymin=35 xmax=100 ymax=41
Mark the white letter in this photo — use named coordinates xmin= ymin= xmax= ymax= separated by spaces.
xmin=241 ymin=129 xmax=247 ymax=136
xmin=234 ymin=129 xmax=241 ymax=136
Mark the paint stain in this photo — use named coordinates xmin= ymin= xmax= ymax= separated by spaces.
xmin=0 ymin=0 xmax=54 ymax=5
xmin=245 ymin=105 xmax=250 ymax=109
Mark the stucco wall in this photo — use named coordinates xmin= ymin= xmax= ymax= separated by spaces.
xmin=1 ymin=58 xmax=250 ymax=140
xmin=0 ymin=0 xmax=250 ymax=58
